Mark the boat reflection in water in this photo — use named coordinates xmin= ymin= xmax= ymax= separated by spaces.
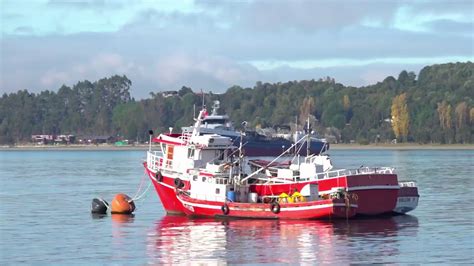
xmin=146 ymin=215 xmax=419 ymax=264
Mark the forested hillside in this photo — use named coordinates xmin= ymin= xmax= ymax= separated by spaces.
xmin=1 ymin=62 xmax=473 ymax=145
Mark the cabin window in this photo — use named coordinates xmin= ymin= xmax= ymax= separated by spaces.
xmin=166 ymin=145 xmax=174 ymax=160
xmin=215 ymin=150 xmax=224 ymax=161
xmin=215 ymin=188 xmax=220 ymax=194
xmin=188 ymin=148 xmax=195 ymax=159
xmin=204 ymin=118 xmax=227 ymax=124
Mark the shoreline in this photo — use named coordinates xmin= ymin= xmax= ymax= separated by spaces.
xmin=330 ymin=143 xmax=474 ymax=150
xmin=1 ymin=143 xmax=473 ymax=151
xmin=0 ymin=144 xmax=152 ymax=151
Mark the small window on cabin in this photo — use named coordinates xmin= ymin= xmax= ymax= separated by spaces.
xmin=188 ymin=148 xmax=195 ymax=159
xmin=218 ymin=150 xmax=224 ymax=160
xmin=215 ymin=188 xmax=220 ymax=194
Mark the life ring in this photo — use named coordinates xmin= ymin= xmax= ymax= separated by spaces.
xmin=271 ymin=202 xmax=280 ymax=214
xmin=155 ymin=171 xmax=163 ymax=182
xmin=221 ymin=204 xmax=230 ymax=215
xmin=174 ymin=178 xmax=184 ymax=189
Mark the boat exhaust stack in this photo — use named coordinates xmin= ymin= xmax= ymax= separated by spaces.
xmin=148 ymin=130 xmax=153 ymax=151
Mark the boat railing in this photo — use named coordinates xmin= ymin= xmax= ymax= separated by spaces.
xmin=308 ymin=167 xmax=393 ymax=180
xmin=263 ymin=166 xmax=396 ymax=184
xmin=147 ymin=151 xmax=174 ymax=172
xmin=399 ymin=181 xmax=417 ymax=187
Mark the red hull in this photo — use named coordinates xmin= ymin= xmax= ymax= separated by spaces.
xmin=250 ymin=174 xmax=399 ymax=216
xmin=145 ymin=164 xmax=187 ymax=214
xmin=177 ymin=193 xmax=357 ymax=219
xmin=145 ymin=162 xmax=398 ymax=216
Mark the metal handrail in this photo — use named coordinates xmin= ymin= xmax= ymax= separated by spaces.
xmin=147 ymin=151 xmax=174 ymax=172
xmin=261 ymin=166 xmax=396 ymax=184
xmin=399 ymin=181 xmax=417 ymax=187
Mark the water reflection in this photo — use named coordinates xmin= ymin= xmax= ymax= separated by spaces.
xmin=111 ymin=214 xmax=135 ymax=224
xmin=111 ymin=214 xmax=135 ymax=261
xmin=145 ymin=215 xmax=419 ymax=264
xmin=90 ymin=213 xmax=108 ymax=220
xmin=147 ymin=216 xmax=227 ymax=264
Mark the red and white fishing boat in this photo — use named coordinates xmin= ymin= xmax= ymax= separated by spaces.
xmin=144 ymin=108 xmax=418 ymax=217
xmin=247 ymin=156 xmax=401 ymax=216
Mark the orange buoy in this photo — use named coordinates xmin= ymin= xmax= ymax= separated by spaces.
xmin=111 ymin=193 xmax=136 ymax=214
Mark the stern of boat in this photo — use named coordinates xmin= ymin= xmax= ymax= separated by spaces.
xmin=392 ymin=181 xmax=419 ymax=214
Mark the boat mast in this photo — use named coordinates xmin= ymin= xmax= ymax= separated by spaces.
xmin=295 ymin=115 xmax=298 ymax=155
xmin=191 ymin=108 xmax=207 ymax=138
xmin=240 ymin=136 xmax=307 ymax=184
xmin=306 ymin=117 xmax=311 ymax=157
xmin=238 ymin=121 xmax=247 ymax=178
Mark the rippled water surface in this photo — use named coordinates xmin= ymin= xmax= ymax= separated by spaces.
xmin=1 ymin=149 xmax=473 ymax=264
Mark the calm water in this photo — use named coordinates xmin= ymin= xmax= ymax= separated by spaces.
xmin=0 ymin=149 xmax=473 ymax=264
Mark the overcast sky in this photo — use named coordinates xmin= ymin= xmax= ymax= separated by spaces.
xmin=1 ymin=0 xmax=473 ymax=98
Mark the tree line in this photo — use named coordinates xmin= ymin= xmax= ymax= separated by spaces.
xmin=0 ymin=62 xmax=472 ymax=145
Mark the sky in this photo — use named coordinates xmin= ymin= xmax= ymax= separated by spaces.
xmin=1 ymin=0 xmax=473 ymax=98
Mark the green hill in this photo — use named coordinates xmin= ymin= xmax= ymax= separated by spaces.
xmin=1 ymin=62 xmax=472 ymax=144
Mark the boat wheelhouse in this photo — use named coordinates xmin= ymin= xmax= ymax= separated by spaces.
xmin=145 ymin=115 xmax=237 ymax=214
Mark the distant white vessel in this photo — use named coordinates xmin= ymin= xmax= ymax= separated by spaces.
xmin=182 ymin=101 xmax=329 ymax=156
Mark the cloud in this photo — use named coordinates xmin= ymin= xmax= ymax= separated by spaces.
xmin=423 ymin=19 xmax=474 ymax=35
xmin=238 ymin=0 xmax=400 ymax=32
xmin=46 ymin=0 xmax=122 ymax=10
xmin=152 ymin=53 xmax=261 ymax=91
xmin=13 ymin=26 xmax=35 ymax=35
xmin=38 ymin=53 xmax=137 ymax=86
xmin=0 ymin=0 xmax=473 ymax=98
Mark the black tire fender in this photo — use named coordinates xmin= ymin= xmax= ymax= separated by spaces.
xmin=155 ymin=171 xmax=163 ymax=182
xmin=221 ymin=204 xmax=230 ymax=215
xmin=174 ymin=178 xmax=184 ymax=189
xmin=271 ymin=202 xmax=280 ymax=214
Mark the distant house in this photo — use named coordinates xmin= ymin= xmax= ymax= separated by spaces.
xmin=160 ymin=91 xmax=178 ymax=98
xmin=31 ymin=135 xmax=54 ymax=144
xmin=77 ymin=135 xmax=115 ymax=144
xmin=54 ymin=135 xmax=75 ymax=144
xmin=31 ymin=134 xmax=75 ymax=144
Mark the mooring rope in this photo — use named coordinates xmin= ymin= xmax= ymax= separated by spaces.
xmin=98 ymin=197 xmax=110 ymax=210
xmin=344 ymin=192 xmax=350 ymax=220
xmin=132 ymin=181 xmax=152 ymax=201
xmin=132 ymin=171 xmax=148 ymax=199
xmin=129 ymin=172 xmax=152 ymax=203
